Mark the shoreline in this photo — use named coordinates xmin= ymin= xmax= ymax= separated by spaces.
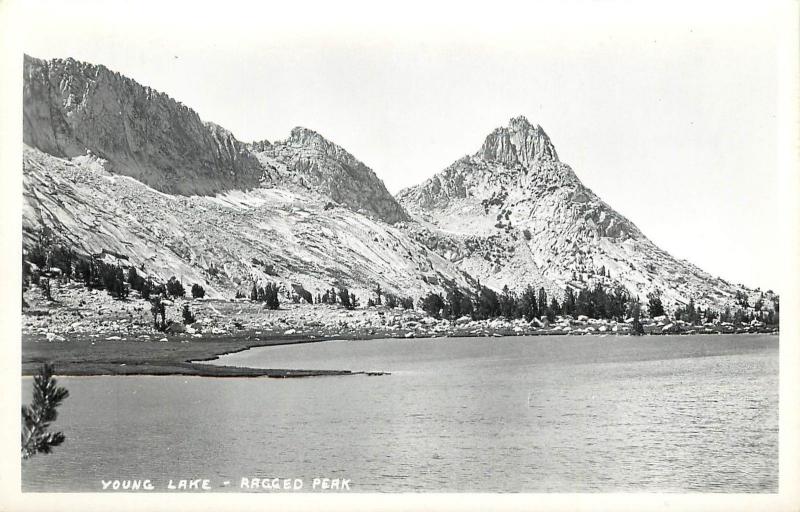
xmin=21 ymin=329 xmax=777 ymax=378
xmin=21 ymin=288 xmax=778 ymax=378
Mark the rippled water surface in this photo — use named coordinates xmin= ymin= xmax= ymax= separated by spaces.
xmin=22 ymin=334 xmax=778 ymax=492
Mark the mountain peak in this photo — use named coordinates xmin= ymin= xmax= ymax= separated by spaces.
xmin=252 ymin=126 xmax=410 ymax=224
xmin=479 ymin=116 xmax=558 ymax=167
xmin=508 ymin=114 xmax=535 ymax=129
xmin=285 ymin=126 xmax=347 ymax=158
xmin=288 ymin=126 xmax=324 ymax=143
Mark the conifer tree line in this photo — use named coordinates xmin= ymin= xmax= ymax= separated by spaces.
xmin=22 ymin=229 xmax=778 ymax=327
xmin=22 ymin=231 xmax=207 ymax=304
xmin=418 ymin=283 xmax=779 ymax=326
xmin=313 ymin=286 xmax=414 ymax=310
xmin=421 ymin=283 xmax=636 ymax=322
xmin=250 ymin=282 xmax=280 ymax=309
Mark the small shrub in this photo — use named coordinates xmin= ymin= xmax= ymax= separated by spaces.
xmin=150 ymin=297 xmax=167 ymax=330
xmin=182 ymin=304 xmax=196 ymax=324
xmin=140 ymin=279 xmax=152 ymax=300
xmin=166 ymin=277 xmax=185 ymax=298
xmin=191 ymin=283 xmax=205 ymax=299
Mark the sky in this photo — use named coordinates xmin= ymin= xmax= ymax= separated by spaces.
xmin=14 ymin=0 xmax=793 ymax=292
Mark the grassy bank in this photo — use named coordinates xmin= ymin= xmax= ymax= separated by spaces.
xmin=21 ymin=333 xmax=393 ymax=377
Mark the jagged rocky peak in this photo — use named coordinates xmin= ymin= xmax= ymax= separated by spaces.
xmin=395 ymin=115 xmax=568 ymax=210
xmin=394 ymin=113 xmax=765 ymax=313
xmin=23 ymin=54 xmax=262 ymax=196
xmin=250 ymin=126 xmax=410 ymax=224
xmin=248 ymin=139 xmax=273 ymax=152
xmin=283 ymin=126 xmax=361 ymax=167
xmin=288 ymin=126 xmax=328 ymax=146
xmin=479 ymin=115 xmax=559 ymax=167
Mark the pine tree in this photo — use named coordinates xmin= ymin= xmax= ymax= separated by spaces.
xmin=576 ymin=289 xmax=593 ymax=317
xmin=647 ymin=291 xmax=665 ymax=318
xmin=590 ymin=283 xmax=608 ymax=319
xmin=562 ymin=287 xmax=576 ymax=316
xmin=446 ymin=288 xmax=468 ymax=319
xmin=610 ymin=286 xmax=629 ymax=321
xmin=686 ymin=298 xmax=698 ymax=325
xmin=630 ymin=301 xmax=645 ymax=336
xmin=537 ymin=287 xmax=548 ymax=318
xmin=722 ymin=306 xmax=732 ymax=323
xmin=338 ymin=288 xmax=353 ymax=309
xmin=421 ymin=292 xmax=446 ymax=319
xmin=519 ymin=285 xmax=538 ymax=321
xmin=21 ymin=363 xmax=69 ymax=459
xmin=547 ymin=297 xmax=560 ymax=322
xmin=476 ymin=286 xmax=500 ymax=319
xmin=735 ymin=290 xmax=749 ymax=308
xmin=150 ymin=297 xmax=166 ymax=330
xmin=499 ymin=285 xmax=519 ymax=319
xmin=264 ymin=283 xmax=280 ymax=309
xmin=127 ymin=267 xmax=143 ymax=292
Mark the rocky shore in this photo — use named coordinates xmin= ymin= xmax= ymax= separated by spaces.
xmin=23 ymin=282 xmax=777 ymax=342
xmin=21 ymin=283 xmax=777 ymax=377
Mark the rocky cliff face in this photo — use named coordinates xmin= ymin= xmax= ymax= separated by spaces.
xmin=23 ymin=55 xmax=262 ymax=195
xmin=24 ymin=54 xmax=409 ymax=223
xmin=249 ymin=127 xmax=409 ymax=224
xmin=23 ymin=146 xmax=468 ymax=300
xmin=397 ymin=116 xmax=754 ymax=310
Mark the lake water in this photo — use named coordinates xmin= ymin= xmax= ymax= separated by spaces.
xmin=22 ymin=334 xmax=778 ymax=492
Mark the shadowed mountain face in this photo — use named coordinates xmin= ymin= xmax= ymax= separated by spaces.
xmin=396 ymin=116 xmax=753 ymax=309
xmin=23 ymin=55 xmax=409 ymax=224
xmin=23 ymin=55 xmax=262 ymax=196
